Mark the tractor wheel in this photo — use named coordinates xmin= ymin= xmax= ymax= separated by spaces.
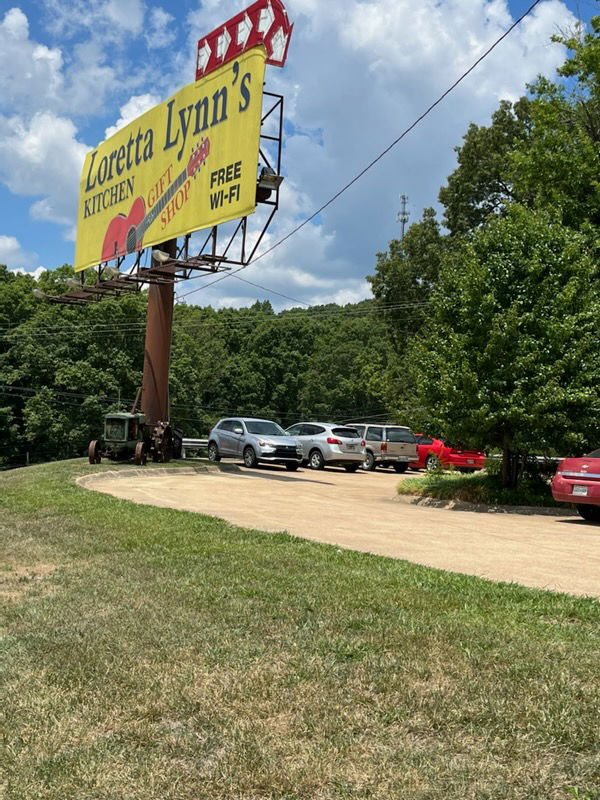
xmin=134 ymin=441 xmax=147 ymax=466
xmin=88 ymin=440 xmax=101 ymax=464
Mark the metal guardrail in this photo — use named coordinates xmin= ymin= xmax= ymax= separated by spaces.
xmin=181 ymin=438 xmax=208 ymax=459
xmin=487 ymin=454 xmax=563 ymax=462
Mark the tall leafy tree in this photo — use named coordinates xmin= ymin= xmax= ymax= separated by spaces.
xmin=368 ymin=208 xmax=443 ymax=344
xmin=438 ymin=98 xmax=532 ymax=235
xmin=406 ymin=205 xmax=600 ymax=486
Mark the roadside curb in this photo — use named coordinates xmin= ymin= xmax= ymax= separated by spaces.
xmin=76 ymin=462 xmax=242 ymax=487
xmin=395 ymin=492 xmax=577 ymax=516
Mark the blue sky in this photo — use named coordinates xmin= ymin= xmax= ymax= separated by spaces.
xmin=1 ymin=0 xmax=597 ymax=308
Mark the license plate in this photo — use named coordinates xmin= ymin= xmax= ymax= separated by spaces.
xmin=573 ymin=485 xmax=588 ymax=496
xmin=467 ymin=459 xmax=474 ymax=464
xmin=346 ymin=444 xmax=356 ymax=450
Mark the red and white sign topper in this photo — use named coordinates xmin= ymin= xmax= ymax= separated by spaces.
xmin=196 ymin=0 xmax=293 ymax=80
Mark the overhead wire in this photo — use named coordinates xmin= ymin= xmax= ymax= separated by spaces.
xmin=0 ymin=385 xmax=390 ymax=428
xmin=0 ymin=298 xmax=427 ymax=332
xmin=0 ymin=300 xmax=429 ymax=340
xmin=176 ymin=0 xmax=544 ymax=303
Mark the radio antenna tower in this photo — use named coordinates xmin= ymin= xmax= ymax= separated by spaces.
xmin=397 ymin=194 xmax=409 ymax=240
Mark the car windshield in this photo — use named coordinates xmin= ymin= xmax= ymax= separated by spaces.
xmin=585 ymin=449 xmax=600 ymax=458
xmin=245 ymin=420 xmax=286 ymax=436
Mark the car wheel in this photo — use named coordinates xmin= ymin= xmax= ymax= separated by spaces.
xmin=308 ymin=449 xmax=325 ymax=470
xmin=344 ymin=463 xmax=360 ymax=473
xmin=362 ymin=450 xmax=376 ymax=471
xmin=243 ymin=446 xmax=258 ymax=468
xmin=426 ymin=454 xmax=440 ymax=472
xmin=208 ymin=441 xmax=221 ymax=462
xmin=393 ymin=463 xmax=408 ymax=473
xmin=577 ymin=504 xmax=600 ymax=522
xmin=285 ymin=463 xmax=300 ymax=471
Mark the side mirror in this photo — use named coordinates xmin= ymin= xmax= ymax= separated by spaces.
xmin=233 ymin=427 xmax=243 ymax=435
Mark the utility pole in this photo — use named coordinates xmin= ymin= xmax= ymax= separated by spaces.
xmin=397 ymin=194 xmax=409 ymax=241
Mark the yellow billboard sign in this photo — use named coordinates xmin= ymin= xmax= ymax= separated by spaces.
xmin=75 ymin=47 xmax=266 ymax=271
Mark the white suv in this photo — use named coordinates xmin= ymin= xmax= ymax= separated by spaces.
xmin=208 ymin=417 xmax=303 ymax=470
xmin=285 ymin=422 xmax=365 ymax=471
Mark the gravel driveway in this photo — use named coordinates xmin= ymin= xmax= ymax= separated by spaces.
xmin=83 ymin=464 xmax=600 ymax=597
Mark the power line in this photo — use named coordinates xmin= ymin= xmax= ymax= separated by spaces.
xmin=228 ymin=273 xmax=311 ymax=306
xmin=0 ymin=384 xmax=389 ymax=418
xmin=0 ymin=300 xmax=429 ymax=339
xmin=0 ymin=299 xmax=420 ymax=332
xmin=177 ymin=0 xmax=543 ymax=302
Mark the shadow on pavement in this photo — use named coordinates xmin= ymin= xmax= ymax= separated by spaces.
xmin=555 ymin=517 xmax=600 ymax=527
xmin=227 ymin=462 xmax=336 ymax=485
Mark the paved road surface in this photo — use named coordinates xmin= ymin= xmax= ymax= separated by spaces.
xmin=84 ymin=465 xmax=600 ymax=597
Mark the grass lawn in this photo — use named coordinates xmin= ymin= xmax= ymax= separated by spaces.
xmin=397 ymin=470 xmax=565 ymax=508
xmin=1 ymin=460 xmax=600 ymax=799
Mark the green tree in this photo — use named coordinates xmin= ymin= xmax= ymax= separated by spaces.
xmin=368 ymin=208 xmax=443 ymax=344
xmin=438 ymin=98 xmax=532 ymax=235
xmin=406 ymin=205 xmax=600 ymax=486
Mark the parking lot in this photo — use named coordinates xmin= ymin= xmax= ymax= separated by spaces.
xmin=86 ymin=464 xmax=600 ymax=597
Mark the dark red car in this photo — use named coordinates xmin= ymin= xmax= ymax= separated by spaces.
xmin=551 ymin=450 xmax=600 ymax=521
xmin=409 ymin=434 xmax=486 ymax=472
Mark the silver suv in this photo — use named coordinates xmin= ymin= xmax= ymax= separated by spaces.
xmin=208 ymin=417 xmax=303 ymax=470
xmin=349 ymin=423 xmax=417 ymax=472
xmin=285 ymin=422 xmax=365 ymax=471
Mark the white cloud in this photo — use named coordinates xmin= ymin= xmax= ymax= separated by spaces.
xmin=10 ymin=265 xmax=47 ymax=280
xmin=105 ymin=93 xmax=162 ymax=139
xmin=0 ymin=112 xmax=88 ymax=237
xmin=0 ymin=235 xmax=38 ymax=269
xmin=43 ymin=0 xmax=145 ymax=39
xmin=176 ymin=0 xmax=577 ymax=308
xmin=0 ymin=0 xmax=581 ymax=302
xmin=0 ymin=7 xmax=118 ymax=118
xmin=0 ymin=8 xmax=65 ymax=114
xmin=145 ymin=7 xmax=177 ymax=49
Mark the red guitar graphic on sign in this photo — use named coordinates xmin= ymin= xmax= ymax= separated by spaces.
xmin=101 ymin=137 xmax=210 ymax=262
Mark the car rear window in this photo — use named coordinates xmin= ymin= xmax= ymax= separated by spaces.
xmin=331 ymin=427 xmax=360 ymax=439
xmin=416 ymin=435 xmax=434 ymax=445
xmin=386 ymin=428 xmax=416 ymax=443
xmin=586 ymin=449 xmax=600 ymax=458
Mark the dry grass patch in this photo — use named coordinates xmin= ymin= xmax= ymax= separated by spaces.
xmin=0 ymin=558 xmax=58 ymax=602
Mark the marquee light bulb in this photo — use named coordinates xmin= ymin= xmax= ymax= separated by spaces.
xmin=216 ymin=28 xmax=231 ymax=60
xmin=197 ymin=42 xmax=211 ymax=73
xmin=237 ymin=14 xmax=252 ymax=47
xmin=258 ymin=2 xmax=275 ymax=35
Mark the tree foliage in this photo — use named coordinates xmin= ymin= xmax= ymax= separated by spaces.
xmin=406 ymin=207 xmax=600 ymax=481
xmin=0 ymin=269 xmax=392 ymax=466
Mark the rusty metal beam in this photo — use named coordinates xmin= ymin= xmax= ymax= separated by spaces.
xmin=140 ymin=240 xmax=176 ymax=426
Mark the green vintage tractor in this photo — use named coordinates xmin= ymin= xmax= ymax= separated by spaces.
xmin=88 ymin=412 xmax=179 ymax=466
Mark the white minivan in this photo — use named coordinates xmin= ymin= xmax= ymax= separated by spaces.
xmin=349 ymin=424 xmax=417 ymax=472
